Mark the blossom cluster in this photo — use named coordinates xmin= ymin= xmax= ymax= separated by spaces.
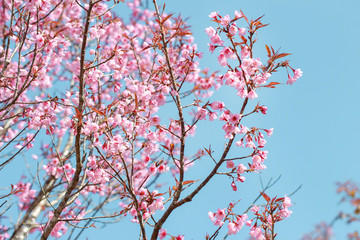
xmin=208 ymin=195 xmax=292 ymax=239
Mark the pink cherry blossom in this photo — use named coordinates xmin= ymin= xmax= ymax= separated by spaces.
xmin=226 ymin=160 xmax=235 ymax=169
xmin=209 ymin=11 xmax=218 ymax=18
xmin=287 ymin=68 xmax=303 ymax=85
xmin=238 ymin=27 xmax=247 ymax=36
xmin=159 ymin=228 xmax=167 ymax=239
xmin=210 ymin=34 xmax=224 ymax=46
xmin=228 ymin=222 xmax=237 ymax=235
xmin=234 ymin=10 xmax=243 ymax=18
xmin=217 ymin=53 xmax=228 ymax=66
xmin=205 ymin=26 xmax=216 ymax=37
xmin=220 ymin=15 xmax=230 ymax=26
xmin=249 ymin=226 xmax=265 ymax=240
xmin=229 ymin=24 xmax=238 ymax=35
xmin=265 ymin=128 xmax=274 ymax=137
xmin=283 ymin=195 xmax=292 ymax=208
xmin=251 ymin=205 xmax=260 ymax=213
xmin=215 ymin=208 xmax=226 ymax=220
xmin=231 ymin=182 xmax=237 ymax=191
xmin=237 ymin=163 xmax=247 ymax=174
xmin=210 ymin=101 xmax=225 ymax=110
xmin=176 ymin=235 xmax=184 ymax=240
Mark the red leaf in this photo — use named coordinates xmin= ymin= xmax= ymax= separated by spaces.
xmin=177 ymin=31 xmax=192 ymax=36
xmin=263 ymin=81 xmax=281 ymax=88
xmin=169 ymin=143 xmax=174 ymax=153
xmin=261 ymin=191 xmax=271 ymax=202
xmin=265 ymin=45 xmax=271 ymax=56
xmin=154 ymin=192 xmax=166 ymax=197
xmin=161 ymin=13 xmax=174 ymax=24
xmin=74 ymin=106 xmax=83 ymax=124
xmin=183 ymin=180 xmax=197 ymax=185
xmin=140 ymin=45 xmax=151 ymax=52
xmin=275 ymin=53 xmax=291 ymax=60
xmin=89 ymin=107 xmax=105 ymax=116
xmin=134 ymin=93 xmax=138 ymax=109
xmin=204 ymin=147 xmax=211 ymax=155
xmin=160 ymin=144 xmax=169 ymax=150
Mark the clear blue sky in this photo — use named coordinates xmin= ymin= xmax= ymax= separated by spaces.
xmin=2 ymin=0 xmax=360 ymax=239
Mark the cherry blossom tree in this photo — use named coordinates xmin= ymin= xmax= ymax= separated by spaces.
xmin=0 ymin=0 xmax=302 ymax=239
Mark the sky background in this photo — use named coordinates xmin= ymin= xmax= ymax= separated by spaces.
xmin=2 ymin=0 xmax=360 ymax=239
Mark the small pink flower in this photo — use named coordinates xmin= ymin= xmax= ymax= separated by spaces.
xmin=236 ymin=214 xmax=248 ymax=227
xmin=228 ymin=222 xmax=237 ymax=235
xmin=209 ymin=112 xmax=218 ymax=121
xmin=159 ymin=228 xmax=167 ymax=240
xmin=249 ymin=226 xmax=265 ymax=240
xmin=248 ymin=90 xmax=258 ymax=99
xmin=208 ymin=44 xmax=216 ymax=53
xmin=238 ymin=28 xmax=246 ymax=36
xmin=246 ymin=220 xmax=252 ymax=227
xmin=210 ymin=101 xmax=225 ymax=110
xmin=129 ymin=207 xmax=137 ymax=217
xmin=231 ymin=182 xmax=237 ymax=191
xmin=210 ymin=34 xmax=224 ymax=46
xmin=283 ymin=195 xmax=292 ymax=208
xmin=221 ymin=47 xmax=236 ymax=59
xmin=220 ymin=15 xmax=230 ymax=26
xmin=237 ymin=164 xmax=247 ymax=174
xmin=245 ymin=141 xmax=255 ymax=149
xmin=235 ymin=139 xmax=244 ymax=147
xmin=279 ymin=208 xmax=292 ymax=218
xmin=241 ymin=46 xmax=250 ymax=58
xmin=214 ymin=219 xmax=224 ymax=226
xmin=150 ymin=115 xmax=161 ymax=125
xmin=170 ymin=90 xmax=179 ymax=96
xmin=148 ymin=164 xmax=157 ymax=175
xmin=208 ymin=212 xmax=215 ymax=221
xmin=35 ymin=34 xmax=44 ymax=45
xmin=143 ymin=212 xmax=150 ymax=220
xmin=237 ymin=88 xmax=248 ymax=98
xmin=229 ymin=24 xmax=238 ymax=35
xmin=287 ymin=68 xmax=302 ymax=85
xmin=258 ymin=106 xmax=267 ymax=114
xmin=196 ymin=107 xmax=208 ymax=120
xmin=237 ymin=175 xmax=245 ymax=182
xmin=265 ymin=128 xmax=274 ymax=137
xmin=156 ymin=164 xmax=165 ymax=173
xmin=250 ymin=205 xmax=260 ymax=213
xmin=234 ymin=10 xmax=243 ymax=18
xmin=205 ymin=27 xmax=216 ymax=37
xmin=294 ymin=68 xmax=303 ymax=79
xmin=209 ymin=11 xmax=218 ymax=18
xmin=226 ymin=160 xmax=235 ymax=169
xmin=176 ymin=235 xmax=184 ymax=240
xmin=215 ymin=208 xmax=226 ymax=220
xmin=217 ymin=53 xmax=227 ymax=67
xmin=229 ymin=113 xmax=241 ymax=124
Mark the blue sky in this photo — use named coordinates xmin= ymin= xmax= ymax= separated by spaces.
xmin=2 ymin=0 xmax=360 ymax=239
